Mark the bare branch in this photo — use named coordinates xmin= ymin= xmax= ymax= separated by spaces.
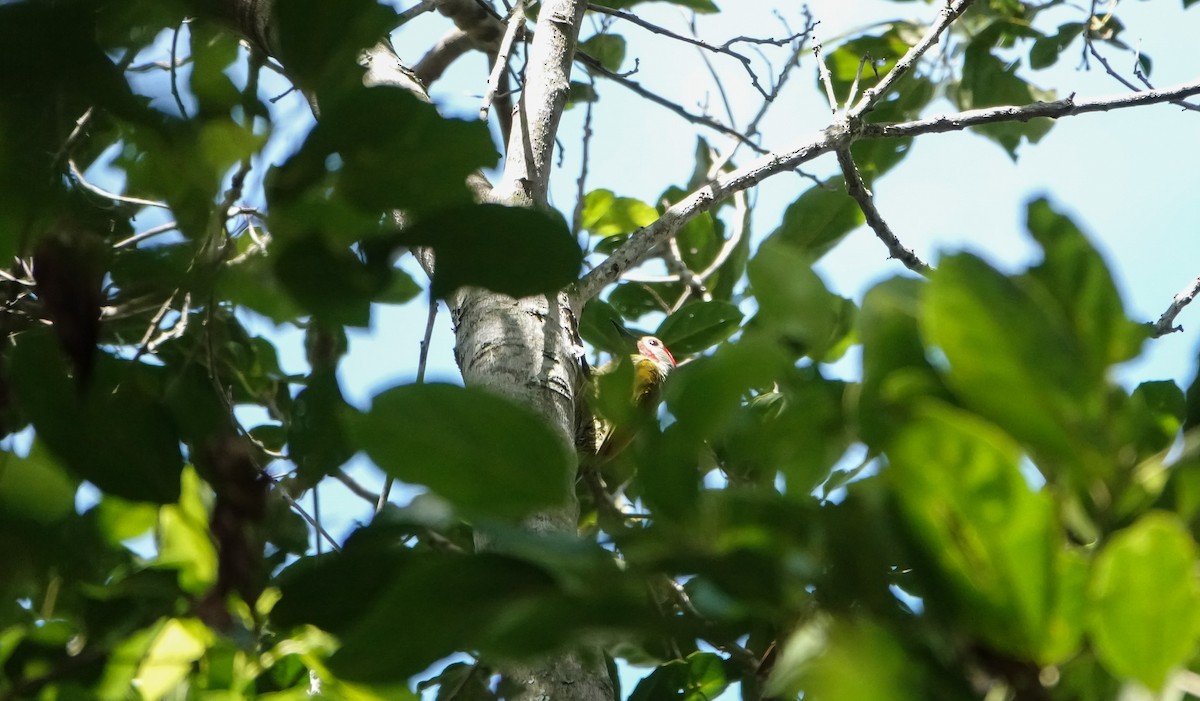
xmin=577 ymin=54 xmax=768 ymax=154
xmin=480 ymin=1 xmax=527 ymax=122
xmin=68 ymin=159 xmax=170 ymax=210
xmin=587 ymin=2 xmax=807 ymax=100
xmin=836 ymin=148 xmax=930 ymax=275
xmin=573 ymin=118 xmax=852 ymax=305
xmin=860 ymin=77 xmax=1200 ymax=139
xmin=576 ymin=67 xmax=1200 ymax=306
xmin=414 ymin=28 xmax=475 ymax=86
xmin=378 ymin=294 xmax=439 ymax=513
xmin=1152 ymin=275 xmax=1200 ymax=337
xmin=848 ymin=0 xmax=974 ymax=117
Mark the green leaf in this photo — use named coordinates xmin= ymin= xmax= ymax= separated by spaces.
xmin=155 ymin=467 xmax=218 ymax=594
xmin=922 ymin=252 xmax=1093 ymax=468
xmin=329 ymin=552 xmax=558 ymax=681
xmin=765 ymin=177 xmax=863 ymax=260
xmin=579 ymin=298 xmax=627 ymax=355
xmin=655 ymin=300 xmax=742 ymax=355
xmin=582 ymin=189 xmax=659 ymax=238
xmin=10 ymin=331 xmax=183 ymax=503
xmin=1029 ymin=23 xmax=1084 ymax=70
xmin=579 ymin=34 xmax=626 ymax=72
xmin=274 ymin=0 xmax=399 ymax=98
xmin=857 ymin=277 xmax=945 ymax=448
xmin=270 ymin=86 xmax=496 ymax=217
xmin=1024 ymin=198 xmax=1146 ymax=372
xmin=0 ymin=441 xmax=76 ymax=525
xmin=288 ymin=369 xmax=355 ymax=484
xmin=1088 ymin=512 xmax=1200 ymax=689
xmin=629 ymin=652 xmax=729 ymax=701
xmin=888 ymin=405 xmax=1083 ymax=662
xmin=400 ymin=204 xmax=581 ymax=298
xmin=353 ymin=383 xmax=573 ymax=519
xmin=274 ymin=236 xmax=391 ymax=327
xmin=769 ymin=618 xmax=926 ymax=701
xmin=956 ymin=41 xmax=1054 ymax=157
xmin=747 ymin=238 xmax=856 ymax=360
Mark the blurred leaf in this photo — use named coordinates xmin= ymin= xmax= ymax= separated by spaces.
xmin=629 ymin=652 xmax=729 ymax=701
xmin=289 ymin=369 xmax=355 ymax=484
xmin=857 ymin=277 xmax=945 ymax=448
xmin=956 ymin=38 xmax=1054 ymax=157
xmin=1024 ymin=197 xmax=1146 ymax=372
xmin=582 ymin=189 xmax=659 ymax=238
xmin=748 ymin=239 xmax=856 ymax=360
xmin=11 ymin=331 xmax=183 ymax=503
xmin=0 ymin=441 xmax=76 ymax=526
xmin=608 ymin=280 xmax=677 ymax=319
xmin=1030 ymin=23 xmax=1084 ymax=70
xmin=923 ymin=252 xmax=1094 ymax=468
xmin=765 ymin=178 xmax=863 ymax=260
xmin=354 ymin=384 xmax=572 ymax=520
xmin=888 ymin=405 xmax=1084 ymax=662
xmin=1088 ymin=512 xmax=1200 ymax=689
xmin=134 ymin=618 xmax=213 ymax=701
xmin=769 ymin=617 xmax=928 ymax=701
xmin=270 ymin=86 xmax=496 ymax=217
xmin=156 ymin=467 xmax=218 ymax=595
xmin=579 ymin=34 xmax=625 ymax=72
xmin=329 ymin=552 xmax=558 ymax=681
xmin=274 ymin=0 xmax=398 ymax=98
xmin=655 ymin=301 xmax=742 ymax=355
xmin=579 ymin=298 xmax=628 ymax=355
xmin=824 ymin=24 xmax=918 ymax=111
xmin=566 ymin=80 xmax=598 ymax=108
xmin=400 ymin=204 xmax=582 ymax=298
xmin=274 ymin=236 xmax=390 ymax=327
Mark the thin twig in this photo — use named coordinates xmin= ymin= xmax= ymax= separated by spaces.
xmin=377 ymin=294 xmax=439 ymax=514
xmin=577 ymin=54 xmax=767 ymax=154
xmin=836 ymin=148 xmax=930 ymax=275
xmin=68 ymin=159 xmax=170 ymax=210
xmin=114 ymin=221 xmax=179 ymax=248
xmin=1152 ymin=275 xmax=1200 ymax=337
xmin=812 ymin=28 xmax=838 ymax=113
xmin=480 ymin=0 xmax=527 ymax=122
xmin=859 ymin=77 xmax=1200 ymax=139
xmin=571 ymin=75 xmax=596 ymax=244
xmin=170 ymin=19 xmax=190 ymax=118
xmin=587 ymin=2 xmax=808 ymax=100
xmin=575 ymin=71 xmax=1200 ymax=305
xmin=848 ymin=0 xmax=974 ymax=117
xmin=334 ymin=469 xmax=383 ymax=504
xmin=279 ymin=489 xmax=341 ymax=552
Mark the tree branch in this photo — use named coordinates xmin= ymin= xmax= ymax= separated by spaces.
xmin=836 ymin=148 xmax=930 ymax=275
xmin=576 ymin=64 xmax=1200 ymax=306
xmin=573 ymin=119 xmax=853 ymax=306
xmin=1152 ymin=275 xmax=1200 ymax=337
xmin=860 ymin=77 xmax=1200 ymax=139
xmin=848 ymin=0 xmax=973 ymax=117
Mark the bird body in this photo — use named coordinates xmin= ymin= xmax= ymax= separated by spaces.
xmin=582 ymin=334 xmax=676 ymax=468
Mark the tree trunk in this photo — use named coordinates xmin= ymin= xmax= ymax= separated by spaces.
xmin=451 ymin=2 xmax=613 ymax=699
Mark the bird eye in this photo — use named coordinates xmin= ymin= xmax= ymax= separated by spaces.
xmin=648 ymin=339 xmax=659 ymax=346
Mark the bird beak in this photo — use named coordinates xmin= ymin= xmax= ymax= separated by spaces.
xmin=610 ymin=319 xmax=639 ymax=340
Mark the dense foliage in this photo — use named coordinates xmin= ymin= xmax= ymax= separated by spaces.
xmin=0 ymin=0 xmax=1197 ymax=700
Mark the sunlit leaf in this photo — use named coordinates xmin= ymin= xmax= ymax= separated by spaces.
xmin=1088 ymin=512 xmax=1200 ymax=689
xmin=354 ymin=384 xmax=572 ymax=519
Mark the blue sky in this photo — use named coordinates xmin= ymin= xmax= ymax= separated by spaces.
xmin=260 ymin=0 xmax=1200 ymax=548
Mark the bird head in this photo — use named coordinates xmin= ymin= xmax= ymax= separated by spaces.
xmin=636 ymin=335 xmax=676 ymax=372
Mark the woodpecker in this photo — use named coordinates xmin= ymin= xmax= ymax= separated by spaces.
xmin=582 ymin=323 xmax=677 ymax=469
